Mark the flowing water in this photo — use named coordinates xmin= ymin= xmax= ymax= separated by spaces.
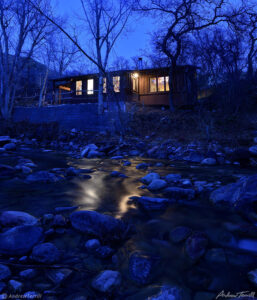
xmin=0 ymin=149 xmax=257 ymax=299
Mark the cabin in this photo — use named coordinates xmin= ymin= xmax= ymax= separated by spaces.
xmin=52 ymin=66 xmax=197 ymax=108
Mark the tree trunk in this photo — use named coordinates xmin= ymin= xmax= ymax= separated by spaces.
xmin=39 ymin=69 xmax=49 ymax=107
xmin=169 ymin=66 xmax=175 ymax=112
xmin=98 ymin=71 xmax=104 ymax=114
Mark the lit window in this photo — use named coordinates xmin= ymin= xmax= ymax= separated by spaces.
xmin=165 ymin=76 xmax=170 ymax=91
xmin=76 ymin=80 xmax=82 ymax=96
xmin=113 ymin=76 xmax=120 ymax=93
xmin=158 ymin=77 xmax=165 ymax=92
xmin=103 ymin=77 xmax=107 ymax=93
xmin=150 ymin=77 xmax=157 ymax=92
xmin=132 ymin=75 xmax=139 ymax=93
xmin=87 ymin=79 xmax=94 ymax=95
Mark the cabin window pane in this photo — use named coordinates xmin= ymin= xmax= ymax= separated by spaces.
xmin=158 ymin=77 xmax=165 ymax=92
xmin=132 ymin=76 xmax=138 ymax=93
xmin=87 ymin=79 xmax=94 ymax=95
xmin=150 ymin=77 xmax=157 ymax=92
xmin=76 ymin=80 xmax=82 ymax=96
xmin=103 ymin=77 xmax=107 ymax=93
xmin=165 ymin=76 xmax=170 ymax=91
xmin=113 ymin=76 xmax=120 ymax=92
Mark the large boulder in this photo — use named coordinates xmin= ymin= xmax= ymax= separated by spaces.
xmin=185 ymin=232 xmax=208 ymax=260
xmin=91 ymin=270 xmax=121 ymax=293
xmin=0 ymin=226 xmax=43 ymax=256
xmin=70 ymin=210 xmax=129 ymax=241
xmin=136 ymin=196 xmax=171 ymax=211
xmin=165 ymin=174 xmax=181 ymax=183
xmin=32 ymin=243 xmax=60 ymax=264
xmin=3 ymin=143 xmax=16 ymax=151
xmin=81 ymin=144 xmax=99 ymax=158
xmin=148 ymin=179 xmax=167 ymax=191
xmin=163 ymin=187 xmax=195 ymax=200
xmin=26 ymin=171 xmax=63 ymax=183
xmin=140 ymin=173 xmax=160 ymax=185
xmin=0 ymin=136 xmax=11 ymax=147
xmin=0 ymin=211 xmax=38 ymax=227
xmin=0 ymin=264 xmax=11 ymax=280
xmin=210 ymin=175 xmax=257 ymax=209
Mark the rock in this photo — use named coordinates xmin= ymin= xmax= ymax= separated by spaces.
xmin=249 ymin=145 xmax=257 ymax=157
xmin=26 ymin=171 xmax=63 ymax=183
xmin=66 ymin=167 xmax=78 ymax=177
xmin=85 ymin=239 xmax=101 ymax=252
xmin=186 ymin=152 xmax=205 ymax=163
xmin=87 ymin=150 xmax=104 ymax=158
xmin=205 ymin=248 xmax=226 ymax=263
xmin=136 ymin=196 xmax=170 ymax=211
xmin=111 ymin=156 xmax=124 ymax=160
xmin=21 ymin=166 xmax=32 ymax=174
xmin=8 ymin=280 xmax=23 ymax=292
xmin=185 ymin=232 xmax=208 ymax=260
xmin=187 ymin=268 xmax=212 ymax=290
xmin=248 ymin=268 xmax=257 ymax=287
xmin=81 ymin=144 xmax=98 ymax=157
xmin=0 ymin=164 xmax=16 ymax=179
xmin=123 ymin=161 xmax=131 ymax=166
xmin=230 ymin=148 xmax=251 ymax=165
xmin=32 ymin=243 xmax=60 ymax=264
xmin=0 ymin=211 xmax=38 ymax=227
xmin=95 ymin=246 xmax=114 ymax=259
xmin=52 ymin=215 xmax=66 ymax=227
xmin=91 ymin=270 xmax=121 ymax=293
xmin=210 ymin=175 xmax=257 ymax=209
xmin=70 ymin=210 xmax=129 ymax=242
xmin=148 ymin=285 xmax=182 ymax=300
xmin=163 ymin=187 xmax=195 ymax=200
xmin=140 ymin=173 xmax=160 ymax=185
xmin=54 ymin=206 xmax=78 ymax=213
xmin=165 ymin=174 xmax=181 ymax=183
xmin=0 ymin=265 xmax=11 ymax=280
xmin=46 ymin=268 xmax=72 ymax=285
xmin=0 ymin=226 xmax=43 ymax=256
xmin=19 ymin=269 xmax=36 ymax=279
xmin=129 ymin=252 xmax=157 ymax=285
xmin=148 ymin=179 xmax=167 ymax=191
xmin=201 ymin=158 xmax=217 ymax=165
xmin=136 ymin=163 xmax=149 ymax=170
xmin=0 ymin=136 xmax=11 ymax=147
xmin=170 ymin=226 xmax=192 ymax=243
xmin=3 ymin=143 xmax=16 ymax=151
xmin=111 ymin=171 xmax=127 ymax=178
xmin=254 ymin=137 xmax=257 ymax=144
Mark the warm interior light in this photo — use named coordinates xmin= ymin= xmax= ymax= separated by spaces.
xmin=133 ymin=73 xmax=139 ymax=78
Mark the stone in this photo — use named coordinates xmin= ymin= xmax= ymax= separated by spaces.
xmin=136 ymin=163 xmax=149 ymax=170
xmin=87 ymin=150 xmax=104 ymax=158
xmin=148 ymin=285 xmax=182 ymax=300
xmin=3 ymin=143 xmax=16 ymax=151
xmin=165 ymin=174 xmax=181 ymax=183
xmin=81 ymin=144 xmax=98 ymax=157
xmin=53 ymin=215 xmax=66 ymax=227
xmin=170 ymin=226 xmax=192 ymax=243
xmin=0 ymin=265 xmax=11 ymax=280
xmin=201 ymin=158 xmax=217 ymax=165
xmin=129 ymin=252 xmax=157 ymax=285
xmin=136 ymin=196 xmax=170 ymax=211
xmin=32 ymin=243 xmax=60 ymax=264
xmin=140 ymin=173 xmax=160 ymax=185
xmin=210 ymin=175 xmax=257 ymax=209
xmin=70 ymin=210 xmax=129 ymax=242
xmin=8 ymin=280 xmax=23 ymax=292
xmin=249 ymin=146 xmax=257 ymax=156
xmin=26 ymin=171 xmax=63 ymax=183
xmin=46 ymin=268 xmax=72 ymax=285
xmin=0 ymin=211 xmax=38 ymax=227
xmin=95 ymin=246 xmax=114 ymax=259
xmin=123 ymin=161 xmax=131 ymax=166
xmin=0 ymin=136 xmax=11 ymax=147
xmin=111 ymin=156 xmax=124 ymax=160
xmin=85 ymin=239 xmax=101 ymax=252
xmin=0 ymin=226 xmax=43 ymax=256
xmin=163 ymin=187 xmax=195 ymax=200
xmin=0 ymin=282 xmax=6 ymax=293
xmin=254 ymin=137 xmax=257 ymax=144
xmin=185 ymin=232 xmax=208 ymax=260
xmin=21 ymin=166 xmax=32 ymax=174
xmin=111 ymin=171 xmax=127 ymax=178
xmin=230 ymin=148 xmax=251 ymax=165
xmin=91 ymin=270 xmax=121 ymax=293
xmin=248 ymin=269 xmax=257 ymax=287
xmin=19 ymin=269 xmax=36 ymax=279
xmin=148 ymin=179 xmax=167 ymax=191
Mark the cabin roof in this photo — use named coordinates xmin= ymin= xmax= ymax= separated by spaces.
xmin=52 ymin=65 xmax=197 ymax=82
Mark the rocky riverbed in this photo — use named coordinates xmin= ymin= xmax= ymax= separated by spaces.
xmin=0 ymin=131 xmax=256 ymax=299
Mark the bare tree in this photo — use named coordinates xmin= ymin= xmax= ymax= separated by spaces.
xmin=80 ymin=0 xmax=133 ymax=113
xmin=135 ymin=0 xmax=241 ymax=111
xmin=0 ymin=0 xmax=52 ymax=119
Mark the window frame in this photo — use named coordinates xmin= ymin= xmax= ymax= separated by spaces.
xmin=87 ymin=78 xmax=94 ymax=95
xmin=113 ymin=76 xmax=120 ymax=93
xmin=76 ymin=80 xmax=83 ymax=96
xmin=149 ymin=76 xmax=170 ymax=93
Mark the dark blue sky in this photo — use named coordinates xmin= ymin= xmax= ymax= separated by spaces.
xmin=55 ymin=0 xmax=154 ymax=64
